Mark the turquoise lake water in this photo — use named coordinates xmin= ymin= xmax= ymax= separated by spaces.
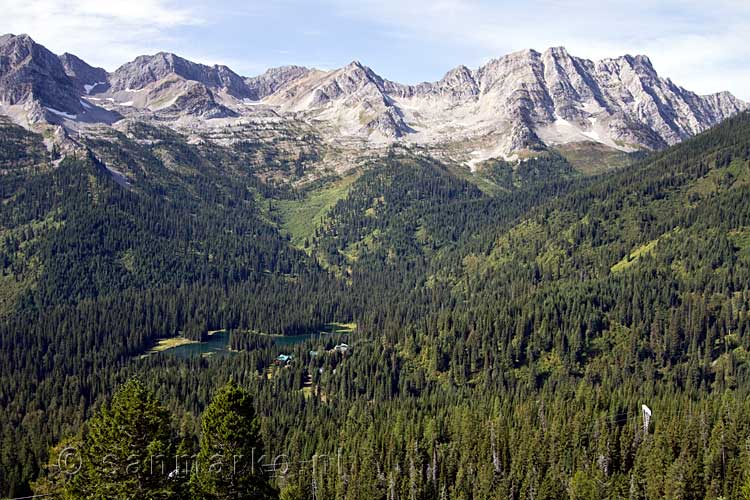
xmin=159 ymin=330 xmax=348 ymax=358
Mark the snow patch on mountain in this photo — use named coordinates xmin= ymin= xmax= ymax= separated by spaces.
xmin=83 ymin=82 xmax=106 ymax=94
xmin=45 ymin=107 xmax=77 ymax=119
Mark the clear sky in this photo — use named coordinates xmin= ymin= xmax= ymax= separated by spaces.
xmin=2 ymin=0 xmax=748 ymax=100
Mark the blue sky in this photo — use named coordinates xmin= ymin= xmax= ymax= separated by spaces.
xmin=2 ymin=0 xmax=748 ymax=99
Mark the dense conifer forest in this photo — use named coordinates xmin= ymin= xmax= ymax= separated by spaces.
xmin=1 ymin=112 xmax=750 ymax=498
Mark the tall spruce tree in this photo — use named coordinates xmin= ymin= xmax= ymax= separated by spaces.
xmin=65 ymin=379 xmax=177 ymax=499
xmin=193 ymin=382 xmax=275 ymax=499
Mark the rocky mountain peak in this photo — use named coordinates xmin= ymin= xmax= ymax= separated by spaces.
xmin=345 ymin=60 xmax=365 ymax=70
xmin=0 ymin=33 xmax=82 ymax=119
xmin=339 ymin=60 xmax=384 ymax=87
xmin=110 ymin=52 xmax=251 ymax=98
xmin=301 ymin=61 xmax=386 ymax=106
xmin=441 ymin=64 xmax=475 ymax=83
xmin=545 ymin=46 xmax=570 ymax=56
xmin=628 ymin=54 xmax=654 ymax=68
xmin=1 ymin=33 xmax=57 ymax=70
xmin=410 ymin=64 xmax=480 ymax=100
xmin=245 ymin=65 xmax=311 ymax=100
xmin=59 ymin=52 xmax=108 ymax=92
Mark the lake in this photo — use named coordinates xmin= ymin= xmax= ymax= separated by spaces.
xmin=153 ymin=326 xmax=353 ymax=358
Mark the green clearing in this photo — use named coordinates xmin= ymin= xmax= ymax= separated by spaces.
xmin=144 ymin=336 xmax=199 ymax=355
xmin=555 ymin=142 xmax=634 ymax=176
xmin=275 ymin=173 xmax=359 ymax=249
xmin=248 ymin=322 xmax=357 ymax=339
xmin=688 ymin=158 xmax=750 ymax=199
xmin=0 ymin=274 xmax=30 ymax=316
xmin=326 ymin=321 xmax=357 ymax=334
xmin=610 ymin=238 xmax=659 ymax=273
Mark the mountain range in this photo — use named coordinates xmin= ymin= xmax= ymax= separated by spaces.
xmin=0 ymin=32 xmax=746 ymax=168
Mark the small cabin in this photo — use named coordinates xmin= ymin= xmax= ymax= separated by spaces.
xmin=332 ymin=343 xmax=349 ymax=354
xmin=275 ymin=353 xmax=294 ymax=365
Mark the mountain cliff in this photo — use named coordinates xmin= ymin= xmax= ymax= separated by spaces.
xmin=59 ymin=52 xmax=108 ymax=94
xmin=0 ymin=34 xmax=746 ymax=162
xmin=381 ymin=47 xmax=747 ymax=158
xmin=109 ymin=52 xmax=252 ymax=98
xmin=0 ymin=34 xmax=82 ymax=122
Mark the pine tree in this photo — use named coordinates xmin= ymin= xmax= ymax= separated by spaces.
xmin=192 ymin=382 xmax=275 ymax=499
xmin=65 ymin=379 xmax=177 ymax=499
xmin=569 ymin=470 xmax=599 ymax=500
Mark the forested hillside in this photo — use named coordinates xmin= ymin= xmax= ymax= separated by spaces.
xmin=1 ymin=113 xmax=750 ymax=499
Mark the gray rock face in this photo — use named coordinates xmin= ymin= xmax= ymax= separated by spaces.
xmin=0 ymin=34 xmax=82 ymax=117
xmin=262 ymin=61 xmax=413 ymax=138
xmin=59 ymin=53 xmax=108 ymax=93
xmin=157 ymin=80 xmax=237 ymax=119
xmin=252 ymin=46 xmax=745 ymax=151
xmin=245 ymin=65 xmax=311 ymax=100
xmin=0 ymin=33 xmax=746 ymax=159
xmin=427 ymin=65 xmax=480 ymax=100
xmin=110 ymin=52 xmax=252 ymax=98
xmin=379 ymin=47 xmax=748 ymax=154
